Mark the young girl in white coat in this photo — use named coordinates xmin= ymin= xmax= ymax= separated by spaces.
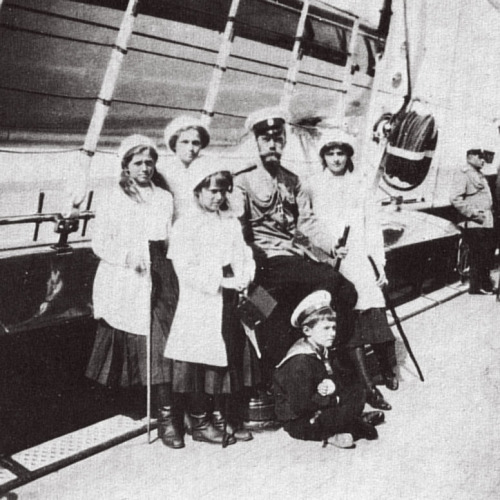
xmin=160 ymin=115 xmax=210 ymax=221
xmin=164 ymin=157 xmax=256 ymax=446
xmin=86 ymin=135 xmax=180 ymax=443
xmin=301 ymin=130 xmax=397 ymax=411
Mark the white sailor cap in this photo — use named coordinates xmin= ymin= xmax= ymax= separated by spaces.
xmin=187 ymin=156 xmax=233 ymax=192
xmin=245 ymin=107 xmax=288 ymax=135
xmin=291 ymin=290 xmax=335 ymax=328
xmin=317 ymin=129 xmax=355 ymax=158
xmin=164 ymin=115 xmax=210 ymax=152
xmin=117 ymin=134 xmax=158 ymax=164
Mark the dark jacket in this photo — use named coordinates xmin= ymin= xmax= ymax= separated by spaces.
xmin=273 ymin=338 xmax=339 ymax=423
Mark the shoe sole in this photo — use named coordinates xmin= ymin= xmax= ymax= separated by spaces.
xmin=192 ymin=436 xmax=237 ymax=445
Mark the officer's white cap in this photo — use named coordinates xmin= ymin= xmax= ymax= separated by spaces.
xmin=291 ymin=290 xmax=334 ymax=328
xmin=117 ymin=134 xmax=158 ymax=164
xmin=245 ymin=107 xmax=288 ymax=135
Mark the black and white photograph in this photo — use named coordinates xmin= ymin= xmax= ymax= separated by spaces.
xmin=0 ymin=0 xmax=499 ymax=498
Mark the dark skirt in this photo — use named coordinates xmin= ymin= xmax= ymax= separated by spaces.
xmin=86 ymin=241 xmax=179 ymax=387
xmin=169 ymin=288 xmax=257 ymax=394
xmin=345 ymin=308 xmax=395 ymax=348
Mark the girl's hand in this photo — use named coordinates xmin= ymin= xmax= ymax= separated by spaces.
xmin=222 ymin=277 xmax=247 ymax=292
xmin=334 ymin=246 xmax=348 ymax=260
xmin=376 ymin=270 xmax=388 ymax=288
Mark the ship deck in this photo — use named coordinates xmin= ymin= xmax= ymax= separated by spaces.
xmin=5 ymin=280 xmax=500 ymax=500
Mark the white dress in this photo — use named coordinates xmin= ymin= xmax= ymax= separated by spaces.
xmin=159 ymin=157 xmax=194 ymax=222
xmin=164 ymin=205 xmax=255 ymax=367
xmin=301 ymin=169 xmax=386 ymax=311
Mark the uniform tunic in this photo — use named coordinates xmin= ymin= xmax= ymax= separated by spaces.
xmin=234 ymin=163 xmax=305 ymax=262
xmin=450 ymin=163 xmax=494 ymax=229
xmin=233 ymin=163 xmax=357 ymax=372
xmin=450 ymin=163 xmax=495 ymax=291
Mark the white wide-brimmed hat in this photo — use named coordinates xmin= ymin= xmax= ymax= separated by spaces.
xmin=187 ymin=156 xmax=233 ymax=192
xmin=164 ymin=115 xmax=210 ymax=152
xmin=290 ymin=290 xmax=334 ymax=328
xmin=317 ymin=129 xmax=355 ymax=157
xmin=117 ymin=134 xmax=158 ymax=164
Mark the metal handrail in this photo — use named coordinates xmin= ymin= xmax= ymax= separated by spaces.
xmin=0 ymin=211 xmax=94 ymax=226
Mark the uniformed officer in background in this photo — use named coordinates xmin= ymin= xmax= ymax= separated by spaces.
xmin=450 ymin=148 xmax=496 ymax=294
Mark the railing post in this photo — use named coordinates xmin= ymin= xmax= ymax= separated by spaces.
xmin=280 ymin=0 xmax=310 ymax=111
xmin=337 ymin=17 xmax=360 ymax=124
xmin=200 ymin=0 xmax=242 ymax=127
xmin=71 ymin=0 xmax=141 ymax=213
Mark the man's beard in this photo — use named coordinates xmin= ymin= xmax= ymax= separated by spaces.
xmin=261 ymin=153 xmax=281 ymax=174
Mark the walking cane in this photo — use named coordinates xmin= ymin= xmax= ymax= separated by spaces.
xmin=334 ymin=226 xmax=350 ymax=272
xmin=147 ymin=313 xmax=152 ymax=443
xmin=323 ymin=226 xmax=350 ymax=448
xmin=146 ymin=269 xmax=153 ymax=444
xmin=367 ymin=256 xmax=425 ymax=382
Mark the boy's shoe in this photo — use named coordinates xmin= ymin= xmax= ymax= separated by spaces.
xmin=330 ymin=433 xmax=354 ymax=449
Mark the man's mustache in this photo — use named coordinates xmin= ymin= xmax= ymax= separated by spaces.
xmin=262 ymin=152 xmax=281 ymax=160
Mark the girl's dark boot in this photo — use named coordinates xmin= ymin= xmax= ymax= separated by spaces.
xmin=373 ymin=342 xmax=399 ymax=391
xmin=158 ymin=406 xmax=185 ymax=449
xmin=350 ymin=347 xmax=392 ymax=411
xmin=213 ymin=410 xmax=253 ymax=442
xmin=190 ymin=413 xmax=236 ymax=445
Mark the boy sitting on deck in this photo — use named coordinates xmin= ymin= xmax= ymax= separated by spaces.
xmin=273 ymin=291 xmax=384 ymax=448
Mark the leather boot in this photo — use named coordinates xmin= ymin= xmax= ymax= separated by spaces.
xmin=366 ymin=387 xmax=392 ymax=411
xmin=383 ymin=372 xmax=399 ymax=391
xmin=190 ymin=413 xmax=235 ymax=445
xmin=350 ymin=347 xmax=392 ymax=410
xmin=158 ymin=406 xmax=185 ymax=449
xmin=352 ymin=418 xmax=378 ymax=441
xmin=183 ymin=412 xmax=193 ymax=436
xmin=361 ymin=411 xmax=385 ymax=427
xmin=213 ymin=410 xmax=253 ymax=442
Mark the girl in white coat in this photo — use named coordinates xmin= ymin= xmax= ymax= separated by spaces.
xmin=301 ymin=131 xmax=397 ymax=411
xmin=165 ymin=157 xmax=256 ymax=445
xmin=160 ymin=115 xmax=210 ymax=221
xmin=86 ymin=135 xmax=180 ymax=445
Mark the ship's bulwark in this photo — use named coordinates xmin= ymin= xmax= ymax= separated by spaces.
xmin=0 ymin=0 xmax=378 ymax=144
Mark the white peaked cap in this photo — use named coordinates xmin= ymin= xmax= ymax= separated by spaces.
xmin=117 ymin=134 xmax=158 ymax=163
xmin=163 ymin=115 xmax=210 ymax=151
xmin=291 ymin=290 xmax=334 ymax=328
xmin=186 ymin=156 xmax=233 ymax=192
xmin=244 ymin=107 xmax=288 ymax=134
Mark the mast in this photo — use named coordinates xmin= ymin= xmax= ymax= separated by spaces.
xmin=201 ymin=0 xmax=242 ymax=127
xmin=280 ymin=0 xmax=310 ymax=111
xmin=336 ymin=16 xmax=360 ymax=124
xmin=71 ymin=0 xmax=140 ymax=213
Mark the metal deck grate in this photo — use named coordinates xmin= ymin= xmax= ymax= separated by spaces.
xmin=0 ymin=466 xmax=17 ymax=486
xmin=12 ymin=415 xmax=146 ymax=471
